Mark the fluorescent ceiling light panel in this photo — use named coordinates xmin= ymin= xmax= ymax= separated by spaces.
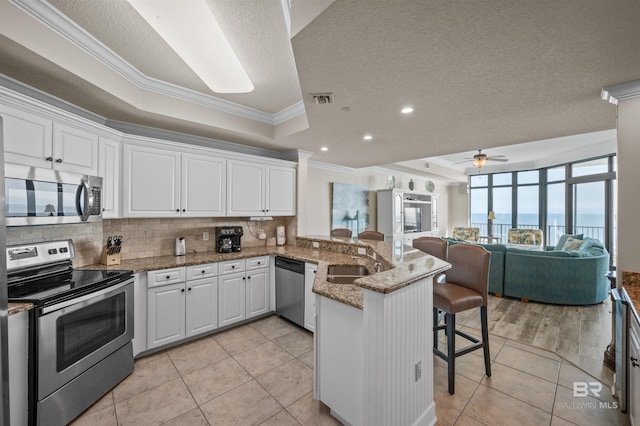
xmin=128 ymin=0 xmax=254 ymax=93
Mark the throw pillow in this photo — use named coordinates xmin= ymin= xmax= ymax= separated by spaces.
xmin=561 ymin=237 xmax=584 ymax=252
xmin=554 ymin=233 xmax=584 ymax=251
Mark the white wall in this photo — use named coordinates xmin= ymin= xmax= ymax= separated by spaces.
xmin=305 ymin=163 xmax=451 ymax=236
xmin=447 ymin=182 xmax=470 ymax=236
xmin=617 ymin=96 xmax=640 ymax=274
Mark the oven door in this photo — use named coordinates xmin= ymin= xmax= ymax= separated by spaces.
xmin=36 ymin=278 xmax=134 ymax=400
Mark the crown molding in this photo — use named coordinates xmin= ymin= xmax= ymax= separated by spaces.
xmin=308 ymin=160 xmax=355 ymax=173
xmin=10 ymin=0 xmax=305 ymax=126
xmin=601 ymin=79 xmax=640 ymax=104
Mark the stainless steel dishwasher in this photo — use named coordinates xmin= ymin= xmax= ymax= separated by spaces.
xmin=275 ymin=256 xmax=305 ymax=327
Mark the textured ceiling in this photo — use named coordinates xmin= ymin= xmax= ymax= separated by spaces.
xmin=0 ymin=0 xmax=636 ymax=174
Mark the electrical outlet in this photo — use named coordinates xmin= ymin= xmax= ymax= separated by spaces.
xmin=203 ymin=232 xmax=209 ymax=241
xmin=312 ymin=241 xmax=320 ymax=248
xmin=357 ymin=247 xmax=366 ymax=255
xmin=415 ymin=361 xmax=422 ymax=382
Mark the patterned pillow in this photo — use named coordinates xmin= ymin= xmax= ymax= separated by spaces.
xmin=554 ymin=233 xmax=584 ymax=251
xmin=561 ymin=237 xmax=583 ymax=252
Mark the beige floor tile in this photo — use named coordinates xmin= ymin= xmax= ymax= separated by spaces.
xmin=183 ymin=357 xmax=253 ymax=405
xmin=463 ymin=385 xmax=552 ymax=425
xmin=553 ymin=385 xmax=629 ymax=426
xmin=453 ymin=413 xmax=485 ymax=425
xmin=494 ymin=344 xmax=560 ymax=383
xmin=114 ymin=378 xmax=197 ymax=426
xmin=167 ymin=335 xmax=230 ymax=375
xmin=250 ymin=315 xmax=299 ymax=340
xmin=69 ymin=404 xmax=117 ymax=426
xmin=162 ymin=407 xmax=209 ymax=426
xmin=275 ymin=328 xmax=314 ymax=357
xmin=200 ymin=380 xmax=282 ymax=426
xmin=550 ymin=415 xmax=580 ymax=425
xmin=480 ymin=362 xmax=556 ymax=412
xmin=433 ymin=349 xmax=489 ymax=383
xmin=260 ymin=409 xmax=302 ymax=426
xmin=286 ymin=392 xmax=342 ymax=426
xmin=112 ymin=351 xmax=180 ymax=402
xmin=298 ymin=349 xmax=315 ymax=369
xmin=433 ymin=363 xmax=479 ymax=412
xmin=504 ymin=339 xmax=562 ymax=361
xmin=213 ymin=324 xmax=268 ymax=355
xmin=557 ymin=361 xmax=616 ymax=403
xmin=257 ymin=359 xmax=313 ymax=407
xmin=234 ymin=341 xmax=294 ymax=377
xmin=433 ymin=402 xmax=461 ymax=425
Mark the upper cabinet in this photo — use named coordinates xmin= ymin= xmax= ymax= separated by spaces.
xmin=227 ymin=159 xmax=296 ymax=217
xmin=122 ymin=143 xmax=227 ymax=218
xmin=1 ymin=105 xmax=98 ymax=175
xmin=98 ymin=137 xmax=121 ymax=219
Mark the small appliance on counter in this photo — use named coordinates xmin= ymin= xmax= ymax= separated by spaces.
xmin=215 ymin=226 xmax=243 ymax=253
xmin=276 ymin=225 xmax=286 ymax=246
xmin=175 ymin=237 xmax=186 ymax=256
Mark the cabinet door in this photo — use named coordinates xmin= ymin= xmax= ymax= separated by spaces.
xmin=227 ymin=160 xmax=265 ymax=216
xmin=147 ymin=283 xmax=185 ymax=349
xmin=98 ymin=137 xmax=121 ymax=218
xmin=304 ymin=263 xmax=318 ymax=332
xmin=266 ymin=166 xmax=296 ymax=216
xmin=1 ymin=105 xmax=53 ymax=168
xmin=52 ymin=122 xmax=99 ymax=174
xmin=219 ymin=272 xmax=246 ymax=327
xmin=630 ymin=318 xmax=640 ymax=426
xmin=186 ymin=277 xmax=218 ymax=337
xmin=181 ymin=152 xmax=226 ymax=217
xmin=122 ymin=144 xmax=181 ymax=217
xmin=246 ymin=268 xmax=269 ymax=319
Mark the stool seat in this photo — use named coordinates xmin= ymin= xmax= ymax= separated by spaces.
xmin=433 ymin=284 xmax=483 ymax=314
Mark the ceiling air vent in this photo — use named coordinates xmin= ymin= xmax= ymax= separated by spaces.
xmin=310 ymin=93 xmax=334 ymax=104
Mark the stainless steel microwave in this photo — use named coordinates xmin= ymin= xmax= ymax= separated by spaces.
xmin=4 ymin=164 xmax=102 ymax=226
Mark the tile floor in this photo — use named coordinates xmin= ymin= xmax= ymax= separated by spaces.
xmin=72 ymin=315 xmax=629 ymax=426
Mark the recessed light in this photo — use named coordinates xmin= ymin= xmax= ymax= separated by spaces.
xmin=320 ymin=146 xmax=329 ymax=151
xmin=363 ymin=135 xmax=373 ymax=141
xmin=401 ymin=107 xmax=414 ymax=114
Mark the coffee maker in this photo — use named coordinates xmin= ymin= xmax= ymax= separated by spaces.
xmin=215 ymin=226 xmax=243 ymax=253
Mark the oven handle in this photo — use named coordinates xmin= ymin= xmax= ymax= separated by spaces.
xmin=41 ymin=278 xmax=134 ymax=315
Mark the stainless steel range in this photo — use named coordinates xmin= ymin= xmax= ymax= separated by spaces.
xmin=6 ymin=240 xmax=134 ymax=426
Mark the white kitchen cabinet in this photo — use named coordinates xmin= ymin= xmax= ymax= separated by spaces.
xmin=185 ymin=263 xmax=219 ymax=336
xmin=1 ymin=105 xmax=98 ymax=174
xmin=122 ymin=143 xmax=227 ymax=217
xmin=8 ymin=311 xmax=28 ymax=426
xmin=147 ymin=282 xmax=186 ymax=349
xmin=246 ymin=260 xmax=270 ymax=319
xmin=181 ymin=152 xmax=226 ymax=217
xmin=98 ymin=137 xmax=121 ymax=218
xmin=227 ymin=159 xmax=296 ymax=216
xmin=132 ymin=273 xmax=147 ymax=357
xmin=122 ymin=144 xmax=181 ymax=217
xmin=304 ymin=263 xmax=318 ymax=332
xmin=219 ymin=271 xmax=246 ymax=327
xmin=630 ymin=313 xmax=640 ymax=426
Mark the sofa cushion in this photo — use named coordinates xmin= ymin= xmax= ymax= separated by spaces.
xmin=554 ymin=233 xmax=584 ymax=251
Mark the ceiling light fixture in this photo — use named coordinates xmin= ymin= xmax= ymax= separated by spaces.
xmin=401 ymin=107 xmax=414 ymax=114
xmin=473 ymin=154 xmax=488 ymax=168
xmin=320 ymin=146 xmax=328 ymax=151
xmin=363 ymin=135 xmax=373 ymax=141
xmin=127 ymin=0 xmax=253 ymax=93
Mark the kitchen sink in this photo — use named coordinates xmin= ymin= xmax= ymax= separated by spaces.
xmin=326 ymin=265 xmax=370 ymax=284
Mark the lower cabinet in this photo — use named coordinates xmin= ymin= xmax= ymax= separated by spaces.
xmin=219 ymin=256 xmax=270 ymax=327
xmin=304 ymin=263 xmax=318 ymax=332
xmin=147 ymin=265 xmax=218 ymax=350
xmin=219 ymin=271 xmax=246 ymax=327
xmin=630 ymin=314 xmax=640 ymax=426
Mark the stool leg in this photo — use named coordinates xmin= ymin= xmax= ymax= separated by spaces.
xmin=433 ymin=307 xmax=439 ymax=351
xmin=481 ymin=305 xmax=491 ymax=377
xmin=447 ymin=312 xmax=455 ymax=394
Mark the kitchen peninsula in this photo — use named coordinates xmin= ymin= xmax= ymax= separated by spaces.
xmin=84 ymin=236 xmax=450 ymax=426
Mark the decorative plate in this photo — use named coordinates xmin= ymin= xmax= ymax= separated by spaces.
xmin=387 ymin=175 xmax=396 ymax=189
xmin=425 ymin=180 xmax=435 ymax=192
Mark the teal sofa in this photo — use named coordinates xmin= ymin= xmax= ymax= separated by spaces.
xmin=442 ymin=237 xmax=609 ymax=305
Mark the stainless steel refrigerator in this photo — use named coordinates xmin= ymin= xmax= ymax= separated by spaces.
xmin=1 ymin=116 xmax=10 ymax=424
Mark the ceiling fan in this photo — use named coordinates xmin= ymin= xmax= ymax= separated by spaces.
xmin=456 ymin=149 xmax=509 ymax=168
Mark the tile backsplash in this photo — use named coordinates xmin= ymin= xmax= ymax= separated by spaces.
xmin=6 ymin=217 xmax=297 ymax=268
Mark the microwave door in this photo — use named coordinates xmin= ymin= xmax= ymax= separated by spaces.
xmin=76 ymin=179 xmax=91 ymax=221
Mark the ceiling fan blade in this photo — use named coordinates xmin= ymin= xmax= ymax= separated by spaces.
xmin=489 ymin=154 xmax=507 ymax=158
xmin=488 ymin=157 xmax=509 ymax=162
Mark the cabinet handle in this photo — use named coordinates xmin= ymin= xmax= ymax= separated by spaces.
xmin=201 ymin=270 xmax=206 ymax=274
xmin=181 ymin=288 xmax=185 ymax=292
xmin=242 ymin=277 xmax=246 ymax=280
xmin=231 ymin=265 xmax=235 ymax=269
xmin=176 ymin=209 xmax=180 ymax=213
xmin=182 ymin=209 xmax=186 ymax=212
xmin=55 ymin=158 xmax=63 ymax=163
xmin=188 ymin=287 xmax=192 ymax=291
xmin=247 ymin=276 xmax=251 ymax=279
xmin=166 ymin=275 xmax=170 ymax=279
xmin=45 ymin=157 xmax=53 ymax=162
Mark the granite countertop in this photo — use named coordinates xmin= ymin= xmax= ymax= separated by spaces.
xmin=8 ymin=302 xmax=33 ymax=316
xmin=82 ymin=236 xmax=450 ymax=310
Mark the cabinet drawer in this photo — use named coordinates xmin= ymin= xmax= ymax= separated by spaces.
xmin=247 ymin=256 xmax=269 ymax=270
xmin=147 ymin=267 xmax=186 ymax=287
xmin=186 ymin=263 xmax=219 ymax=280
xmin=220 ymin=259 xmax=245 ymax=274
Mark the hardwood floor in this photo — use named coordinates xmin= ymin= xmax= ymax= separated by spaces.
xmin=456 ymin=295 xmax=615 ymax=386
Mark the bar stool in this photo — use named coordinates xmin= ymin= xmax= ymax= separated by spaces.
xmin=433 ymin=243 xmax=491 ymax=394
xmin=330 ymin=228 xmax=353 ymax=237
xmin=357 ymin=231 xmax=385 ymax=241
xmin=413 ymin=237 xmax=448 ymax=283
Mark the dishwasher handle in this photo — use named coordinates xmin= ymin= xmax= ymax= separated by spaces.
xmin=275 ymin=256 xmax=305 ymax=274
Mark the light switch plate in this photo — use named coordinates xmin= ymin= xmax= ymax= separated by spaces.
xmin=357 ymin=247 xmax=366 ymax=255
xmin=312 ymin=241 xmax=320 ymax=248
